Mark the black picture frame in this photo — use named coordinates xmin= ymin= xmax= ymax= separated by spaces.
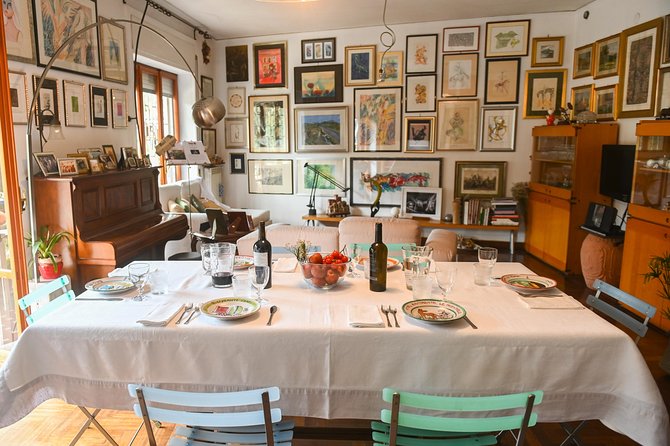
xmin=230 ymin=153 xmax=246 ymax=174
xmin=90 ymin=85 xmax=108 ymax=127
xmin=225 ymin=45 xmax=249 ymax=82
xmin=293 ymin=64 xmax=344 ymax=104
xmin=32 ymin=75 xmax=60 ymax=126
xmin=253 ymin=41 xmax=287 ymax=89
xmin=484 ymin=58 xmax=520 ymax=105
xmin=301 ymin=37 xmax=336 ymax=64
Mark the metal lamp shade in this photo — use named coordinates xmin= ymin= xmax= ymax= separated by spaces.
xmin=192 ymin=97 xmax=226 ymax=128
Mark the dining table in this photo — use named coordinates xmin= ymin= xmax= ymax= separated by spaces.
xmin=0 ymin=260 xmax=668 ymax=445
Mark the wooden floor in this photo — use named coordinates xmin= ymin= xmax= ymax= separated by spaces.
xmin=0 ymin=249 xmax=668 ymax=446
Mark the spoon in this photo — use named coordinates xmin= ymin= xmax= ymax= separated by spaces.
xmin=266 ymin=305 xmax=278 ymax=326
xmin=176 ymin=303 xmax=193 ymax=324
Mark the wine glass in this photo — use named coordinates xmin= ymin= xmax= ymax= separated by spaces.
xmin=249 ymin=265 xmax=270 ymax=304
xmin=435 ymin=263 xmax=457 ymax=299
xmin=128 ymin=262 xmax=150 ymax=301
xmin=478 ymin=247 xmax=498 ymax=267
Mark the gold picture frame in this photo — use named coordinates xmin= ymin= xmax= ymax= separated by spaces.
xmin=531 ymin=36 xmax=564 ymax=67
xmin=594 ymin=84 xmax=617 ymax=121
xmin=573 ymin=43 xmax=594 ymax=79
xmin=403 ymin=117 xmax=435 ymax=153
xmin=522 ymin=69 xmax=567 ymax=119
xmin=570 ymin=84 xmax=594 ymax=119
xmin=436 ymin=99 xmax=479 ymax=151
xmin=593 ymin=34 xmax=620 ymax=79
xmin=441 ymin=53 xmax=478 ymax=98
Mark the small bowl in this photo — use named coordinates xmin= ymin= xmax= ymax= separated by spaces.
xmin=299 ymin=257 xmax=350 ymax=290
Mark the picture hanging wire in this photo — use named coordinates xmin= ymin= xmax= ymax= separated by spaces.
xmin=378 ymin=0 xmax=396 ymax=81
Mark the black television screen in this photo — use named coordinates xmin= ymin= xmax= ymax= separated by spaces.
xmin=599 ymin=144 xmax=635 ymax=202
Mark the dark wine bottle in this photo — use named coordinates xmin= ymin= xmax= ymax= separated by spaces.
xmin=252 ymin=221 xmax=272 ymax=289
xmin=369 ymin=222 xmax=388 ymax=292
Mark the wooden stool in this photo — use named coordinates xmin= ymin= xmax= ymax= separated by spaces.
xmin=580 ymin=234 xmax=623 ymax=289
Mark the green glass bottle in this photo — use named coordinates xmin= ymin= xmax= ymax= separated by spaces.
xmin=369 ymin=223 xmax=388 ymax=292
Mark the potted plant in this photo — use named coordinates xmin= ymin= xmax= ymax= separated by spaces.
xmin=643 ymin=252 xmax=670 ymax=373
xmin=26 ymin=226 xmax=73 ymax=280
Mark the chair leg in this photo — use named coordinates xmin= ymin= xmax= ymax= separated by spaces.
xmin=560 ymin=421 xmax=587 ymax=446
xmin=69 ymin=406 xmax=119 ymax=446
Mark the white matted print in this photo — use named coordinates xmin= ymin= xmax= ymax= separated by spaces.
xmin=225 ymin=118 xmax=248 ymax=149
xmin=401 ymin=187 xmax=441 ymax=219
xmin=110 ymin=89 xmax=127 ymax=128
xmin=480 ymin=107 xmax=516 ymax=152
xmin=63 ymin=80 xmax=86 ymax=127
xmin=296 ymin=159 xmax=346 ymax=196
xmin=295 ymin=106 xmax=348 ymax=153
xmin=9 ymin=71 xmax=28 ymax=124
xmin=227 ymin=87 xmax=246 ymax=115
xmin=248 ymin=159 xmax=293 ymax=195
xmin=405 ymin=34 xmax=438 ymax=74
xmin=4 ymin=0 xmax=35 ymax=63
xmin=405 ymin=74 xmax=436 ymax=113
xmin=436 ymin=99 xmax=479 ymax=151
xmin=442 ymin=26 xmax=479 ymax=53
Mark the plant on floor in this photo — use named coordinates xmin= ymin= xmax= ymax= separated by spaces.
xmin=25 ymin=225 xmax=73 ymax=279
xmin=643 ymin=252 xmax=670 ymax=319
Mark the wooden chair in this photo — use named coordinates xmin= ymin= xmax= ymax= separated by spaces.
xmin=191 ymin=208 xmax=251 ymax=251
xmin=372 ymin=388 xmax=543 ymax=446
xmin=128 ymin=385 xmax=294 ymax=446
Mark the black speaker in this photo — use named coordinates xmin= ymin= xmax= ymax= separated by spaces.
xmin=585 ymin=203 xmax=617 ymax=234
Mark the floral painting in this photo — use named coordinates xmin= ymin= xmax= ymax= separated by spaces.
xmin=293 ymin=65 xmax=343 ymax=104
xmin=354 ymin=87 xmax=402 ymax=152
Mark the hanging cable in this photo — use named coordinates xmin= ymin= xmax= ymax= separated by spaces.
xmin=132 ymin=1 xmax=150 ymax=154
xmin=378 ymin=0 xmax=396 ymax=81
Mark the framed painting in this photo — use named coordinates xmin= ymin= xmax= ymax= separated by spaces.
xmin=406 ymin=34 xmax=438 ymax=74
xmin=377 ymin=51 xmax=403 ymax=87
xmin=594 ymin=84 xmax=617 ymax=121
xmin=248 ymin=94 xmax=289 ymax=153
xmin=405 ymin=74 xmax=436 ymax=112
xmin=225 ymin=117 xmax=248 ymax=149
xmin=522 ymin=69 xmax=567 ymax=118
xmin=349 ymin=158 xmax=442 ymax=207
xmin=201 ymin=75 xmax=214 ymax=98
xmin=593 ymin=34 xmax=620 ymax=79
xmin=9 ymin=71 xmax=28 ymax=124
xmin=293 ymin=64 xmax=343 ymax=104
xmin=663 ymin=14 xmax=670 ymax=65
xmin=441 ymin=53 xmax=478 ymax=97
xmin=401 ymin=187 xmax=441 ymax=219
xmin=345 ymin=45 xmax=376 ymax=86
xmin=353 ymin=87 xmax=402 ymax=152
xmin=201 ymin=128 xmax=216 ymax=158
xmin=572 ymin=44 xmax=593 ymax=79
xmin=296 ymin=158 xmax=346 ymax=196
xmin=571 ymin=84 xmax=593 ymax=118
xmin=32 ymin=75 xmax=59 ymax=126
xmin=248 ymin=159 xmax=293 ymax=195
xmin=479 ymin=106 xmax=517 ymax=152
xmin=436 ymin=99 xmax=479 ymax=151
xmin=4 ymin=0 xmax=35 ymax=62
xmin=484 ymin=58 xmax=519 ymax=104
xmin=301 ymin=37 xmax=336 ymax=64
xmin=404 ymin=117 xmax=435 ymax=153
xmin=227 ymin=86 xmax=246 ymax=115
xmin=442 ymin=26 xmax=479 ymax=53
xmin=99 ymin=17 xmax=127 ymax=84
xmin=57 ymin=158 xmax=79 ymax=176
xmin=33 ymin=0 xmax=101 ymax=77
xmin=225 ymin=44 xmax=249 ymax=82
xmin=618 ymin=18 xmax=663 ymax=119
xmin=294 ymin=106 xmax=348 ymax=153
xmin=102 ymin=144 xmax=117 ymax=164
xmin=531 ymin=36 xmax=564 ymax=67
xmin=33 ymin=152 xmax=59 ymax=176
xmin=63 ymin=80 xmax=86 ymax=127
xmin=110 ymin=89 xmax=127 ymax=128
xmin=90 ymin=85 xmax=108 ymax=127
xmin=485 ymin=20 xmax=530 ymax=58
xmin=454 ymin=161 xmax=507 ymax=198
xmin=230 ymin=153 xmax=245 ymax=175
xmin=253 ymin=41 xmax=287 ymax=88
xmin=657 ymin=67 xmax=670 ymax=116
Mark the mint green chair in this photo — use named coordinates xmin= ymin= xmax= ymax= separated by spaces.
xmin=372 ymin=388 xmax=543 ymax=446
xmin=348 ymin=243 xmax=415 ymax=262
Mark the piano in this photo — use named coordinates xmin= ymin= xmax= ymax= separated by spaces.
xmin=34 ymin=168 xmax=188 ymax=292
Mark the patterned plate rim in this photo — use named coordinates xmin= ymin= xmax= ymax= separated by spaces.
xmin=201 ymin=297 xmax=261 ymax=320
xmin=356 ymin=257 xmax=400 ymax=270
xmin=84 ymin=277 xmax=135 ymax=294
xmin=401 ymin=299 xmax=466 ymax=324
xmin=500 ymin=274 xmax=557 ymax=291
xmin=234 ymin=256 xmax=254 ymax=269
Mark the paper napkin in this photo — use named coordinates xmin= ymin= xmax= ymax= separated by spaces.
xmin=520 ymin=294 xmax=584 ymax=310
xmin=137 ymin=303 xmax=185 ymax=326
xmin=274 ymin=257 xmax=298 ymax=273
xmin=347 ymin=305 xmax=385 ymax=328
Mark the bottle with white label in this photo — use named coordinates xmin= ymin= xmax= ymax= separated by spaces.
xmin=252 ymin=221 xmax=272 ymax=288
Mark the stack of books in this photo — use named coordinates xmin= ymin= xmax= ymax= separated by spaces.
xmin=490 ymin=197 xmax=520 ymax=226
xmin=462 ymin=198 xmax=492 ymax=225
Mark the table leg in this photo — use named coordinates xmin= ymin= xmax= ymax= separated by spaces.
xmin=509 ymin=230 xmax=515 ymax=256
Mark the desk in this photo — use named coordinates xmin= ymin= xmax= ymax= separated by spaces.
xmin=0 ymin=262 xmax=667 ymax=445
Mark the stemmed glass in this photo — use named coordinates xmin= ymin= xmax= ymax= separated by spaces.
xmin=128 ymin=262 xmax=150 ymax=301
xmin=435 ymin=263 xmax=457 ymax=299
xmin=249 ymin=265 xmax=270 ymax=305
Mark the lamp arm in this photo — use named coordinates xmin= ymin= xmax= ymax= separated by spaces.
xmin=308 ymin=170 xmax=321 ymax=211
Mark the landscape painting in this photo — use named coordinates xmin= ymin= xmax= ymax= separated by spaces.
xmin=295 ymin=107 xmax=348 ymax=152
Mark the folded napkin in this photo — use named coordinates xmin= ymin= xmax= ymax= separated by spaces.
xmin=274 ymin=257 xmax=297 ymax=273
xmin=347 ymin=305 xmax=385 ymax=328
xmin=137 ymin=303 xmax=185 ymax=326
xmin=520 ymin=294 xmax=584 ymax=310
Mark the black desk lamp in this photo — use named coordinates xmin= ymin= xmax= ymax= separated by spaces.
xmin=305 ymin=162 xmax=349 ymax=216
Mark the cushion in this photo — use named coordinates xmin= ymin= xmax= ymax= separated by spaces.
xmin=190 ymin=195 xmax=206 ymax=213
xmin=168 ymin=200 xmax=185 ymax=213
xmin=158 ymin=183 xmax=181 ymax=212
xmin=175 ymin=198 xmax=191 ymax=213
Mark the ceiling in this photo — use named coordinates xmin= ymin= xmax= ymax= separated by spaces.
xmin=160 ymin=0 xmax=595 ymax=40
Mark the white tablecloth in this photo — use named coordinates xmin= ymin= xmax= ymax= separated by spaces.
xmin=1 ymin=261 xmax=668 ymax=445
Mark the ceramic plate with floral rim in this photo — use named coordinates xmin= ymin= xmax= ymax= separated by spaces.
xmin=201 ymin=297 xmax=260 ymax=320
xmin=402 ymin=299 xmax=466 ymax=324
xmin=500 ymin=274 xmax=557 ymax=292
xmin=355 ymin=257 xmax=401 ymax=270
xmin=85 ymin=277 xmax=135 ymax=294
xmin=234 ymin=256 xmax=254 ymax=270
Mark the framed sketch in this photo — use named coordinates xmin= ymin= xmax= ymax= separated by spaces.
xmin=656 ymin=67 xmax=670 ymax=116
xmin=225 ymin=45 xmax=249 ymax=82
xmin=34 ymin=0 xmax=100 ymax=77
xmin=293 ymin=64 xmax=343 ymax=104
xmin=344 ymin=45 xmax=376 ymax=86
xmin=401 ymin=187 xmax=441 ymax=219
xmin=663 ymin=14 xmax=670 ymax=65
xmin=225 ymin=118 xmax=248 ymax=149
xmin=442 ymin=26 xmax=479 ymax=53
xmin=248 ymin=159 xmax=293 ymax=195
xmin=571 ymin=84 xmax=594 ymax=118
xmin=480 ymin=107 xmax=517 ymax=152
xmin=593 ymin=34 xmax=620 ymax=79
xmin=33 ymin=152 xmax=59 ymax=176
xmin=436 ymin=99 xmax=479 ymax=151
xmin=301 ymin=37 xmax=336 ymax=63
xmin=484 ymin=58 xmax=520 ymax=104
xmin=57 ymin=158 xmax=79 ymax=176
xmin=67 ymin=155 xmax=90 ymax=174
xmin=377 ymin=51 xmax=403 ymax=87
xmin=294 ymin=106 xmax=348 ymax=153
xmin=32 ymin=75 xmax=59 ymax=126
xmin=441 ymin=53 xmax=478 ymax=97
xmin=594 ymin=84 xmax=617 ymax=121
xmin=454 ymin=161 xmax=507 ymax=198
xmin=110 ymin=89 xmax=127 ymax=128
xmin=4 ymin=0 xmax=35 ymax=62
xmin=349 ymin=158 xmax=442 ymax=207
xmin=573 ymin=44 xmax=593 ymax=79
xmin=404 ymin=117 xmax=435 ymax=153
xmin=353 ymin=87 xmax=402 ymax=152
xmin=253 ymin=41 xmax=287 ymax=88
xmin=201 ymin=75 xmax=214 ymax=98
xmin=618 ymin=18 xmax=663 ymax=119
xmin=102 ymin=144 xmax=118 ymax=165
xmin=90 ymin=85 xmax=108 ymax=127
xmin=100 ymin=18 xmax=127 ymax=84
xmin=406 ymin=34 xmax=438 ymax=74
xmin=201 ymin=128 xmax=217 ymax=158
xmin=9 ymin=71 xmax=28 ymax=124
xmin=230 ymin=153 xmax=245 ymax=174
xmin=522 ymin=69 xmax=567 ymax=118
xmin=531 ymin=36 xmax=564 ymax=67
xmin=63 ymin=80 xmax=86 ymax=127
xmin=485 ymin=20 xmax=530 ymax=58
xmin=296 ymin=158 xmax=346 ymax=196
xmin=248 ymin=94 xmax=289 ymax=153
xmin=405 ymin=74 xmax=436 ymax=113
xmin=227 ymin=87 xmax=246 ymax=115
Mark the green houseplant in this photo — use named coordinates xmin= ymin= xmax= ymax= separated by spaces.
xmin=643 ymin=252 xmax=670 ymax=373
xmin=25 ymin=226 xmax=73 ymax=280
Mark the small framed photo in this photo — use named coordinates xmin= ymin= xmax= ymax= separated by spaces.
xmin=571 ymin=84 xmax=594 ymax=118
xmin=90 ymin=85 xmax=108 ymax=127
xmin=405 ymin=34 xmax=438 ymax=74
xmin=594 ymin=84 xmax=618 ymax=121
xmin=354 ymin=87 xmax=403 ymax=152
xmin=57 ymin=158 xmax=79 ymax=176
xmin=485 ymin=20 xmax=530 ymax=58
xmin=404 ymin=117 xmax=435 ymax=153
xmin=344 ymin=45 xmax=376 ymax=86
xmin=201 ymin=75 xmax=214 ymax=98
xmin=377 ymin=51 xmax=403 ymax=87
xmin=225 ymin=45 xmax=249 ymax=83
xmin=126 ymin=157 xmax=138 ymax=169
xmin=454 ymin=161 xmax=507 ymax=198
xmin=573 ymin=44 xmax=593 ymax=79
xmin=99 ymin=154 xmax=117 ymax=170
xmin=441 ymin=53 xmax=478 ymax=97
xmin=522 ymin=69 xmax=567 ymax=118
xmin=230 ymin=153 xmax=246 ymax=175
xmin=248 ymin=159 xmax=293 ymax=195
xmin=442 ymin=26 xmax=479 ymax=53
xmin=295 ymin=106 xmax=348 ymax=153
xmin=9 ymin=71 xmax=28 ymax=124
xmin=227 ymin=87 xmax=246 ymax=115
xmin=67 ymin=155 xmax=90 ymax=174
xmin=33 ymin=152 xmax=59 ymax=176
xmin=480 ymin=107 xmax=517 ymax=152
xmin=405 ymin=74 xmax=436 ymax=112
xmin=484 ymin=58 xmax=520 ymax=104
xmin=293 ymin=64 xmax=344 ymax=104
xmin=253 ymin=41 xmax=287 ymax=88
xmin=110 ymin=89 xmax=127 ymax=128
xmin=100 ymin=18 xmax=128 ymax=84
xmin=531 ymin=37 xmax=564 ymax=67
xmin=436 ymin=99 xmax=479 ymax=151
xmin=656 ymin=67 xmax=670 ymax=116
xmin=401 ymin=187 xmax=442 ymax=220
xmin=102 ymin=144 xmax=118 ymax=166
xmin=593 ymin=34 xmax=620 ymax=79
xmin=78 ymin=147 xmax=102 ymax=160
xmin=122 ymin=147 xmax=136 ymax=167
xmin=62 ymin=80 xmax=86 ymax=127
xmin=89 ymin=159 xmax=103 ymax=173
xmin=301 ymin=37 xmax=336 ymax=63
xmin=248 ymin=94 xmax=289 ymax=153
xmin=225 ymin=118 xmax=248 ymax=149
xmin=201 ymin=128 xmax=217 ymax=158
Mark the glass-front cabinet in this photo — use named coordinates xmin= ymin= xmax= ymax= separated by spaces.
xmin=531 ymin=133 xmax=575 ymax=190
xmin=631 ymin=122 xmax=670 ymax=211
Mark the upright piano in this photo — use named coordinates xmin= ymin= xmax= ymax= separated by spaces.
xmin=34 ymin=168 xmax=188 ymax=292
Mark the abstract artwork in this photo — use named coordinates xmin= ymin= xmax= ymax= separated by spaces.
xmin=353 ymin=87 xmax=402 ymax=152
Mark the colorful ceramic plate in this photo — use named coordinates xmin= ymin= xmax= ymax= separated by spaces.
xmin=402 ymin=299 xmax=466 ymax=324
xmin=201 ymin=297 xmax=260 ymax=320
xmin=356 ymin=257 xmax=401 ymax=270
xmin=500 ymin=274 xmax=557 ymax=291
xmin=85 ymin=277 xmax=135 ymax=294
xmin=234 ymin=256 xmax=254 ymax=270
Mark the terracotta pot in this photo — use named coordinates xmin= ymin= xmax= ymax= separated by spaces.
xmin=37 ymin=255 xmax=63 ymax=280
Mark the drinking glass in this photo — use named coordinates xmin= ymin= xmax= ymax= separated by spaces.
xmin=201 ymin=243 xmax=213 ymax=275
xmin=347 ymin=244 xmax=360 ymax=278
xmin=401 ymin=245 xmax=433 ymax=290
xmin=210 ymin=243 xmax=236 ymax=288
xmin=147 ymin=269 xmax=169 ymax=295
xmin=232 ymin=273 xmax=252 ymax=298
xmin=478 ymin=247 xmax=498 ymax=267
xmin=249 ymin=265 xmax=270 ymax=304
xmin=435 ymin=263 xmax=457 ymax=298
xmin=128 ymin=262 xmax=150 ymax=301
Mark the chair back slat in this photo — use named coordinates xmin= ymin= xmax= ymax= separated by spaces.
xmin=128 ymin=385 xmax=280 ymax=407
xmin=351 ymin=243 xmax=415 ymax=261
xmin=18 ymin=275 xmax=71 ymax=311
xmin=19 ymin=275 xmax=74 ymax=326
xmin=133 ymin=404 xmax=281 ymax=427
xmin=593 ymin=279 xmax=656 ymax=318
xmin=24 ymin=290 xmax=75 ymax=325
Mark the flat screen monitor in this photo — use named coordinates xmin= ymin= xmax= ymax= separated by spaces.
xmin=600 ymin=144 xmax=635 ymax=202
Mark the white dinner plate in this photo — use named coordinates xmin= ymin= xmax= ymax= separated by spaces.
xmin=234 ymin=256 xmax=254 ymax=270
xmin=85 ymin=277 xmax=135 ymax=294
xmin=355 ymin=257 xmax=400 ymax=270
xmin=201 ymin=297 xmax=260 ymax=320
xmin=402 ymin=299 xmax=466 ymax=324
xmin=500 ymin=274 xmax=557 ymax=291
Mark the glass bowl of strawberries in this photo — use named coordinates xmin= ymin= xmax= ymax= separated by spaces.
xmin=300 ymin=251 xmax=351 ymax=290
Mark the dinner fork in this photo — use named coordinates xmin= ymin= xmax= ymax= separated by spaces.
xmin=389 ymin=306 xmax=400 ymax=327
xmin=380 ymin=306 xmax=392 ymax=327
